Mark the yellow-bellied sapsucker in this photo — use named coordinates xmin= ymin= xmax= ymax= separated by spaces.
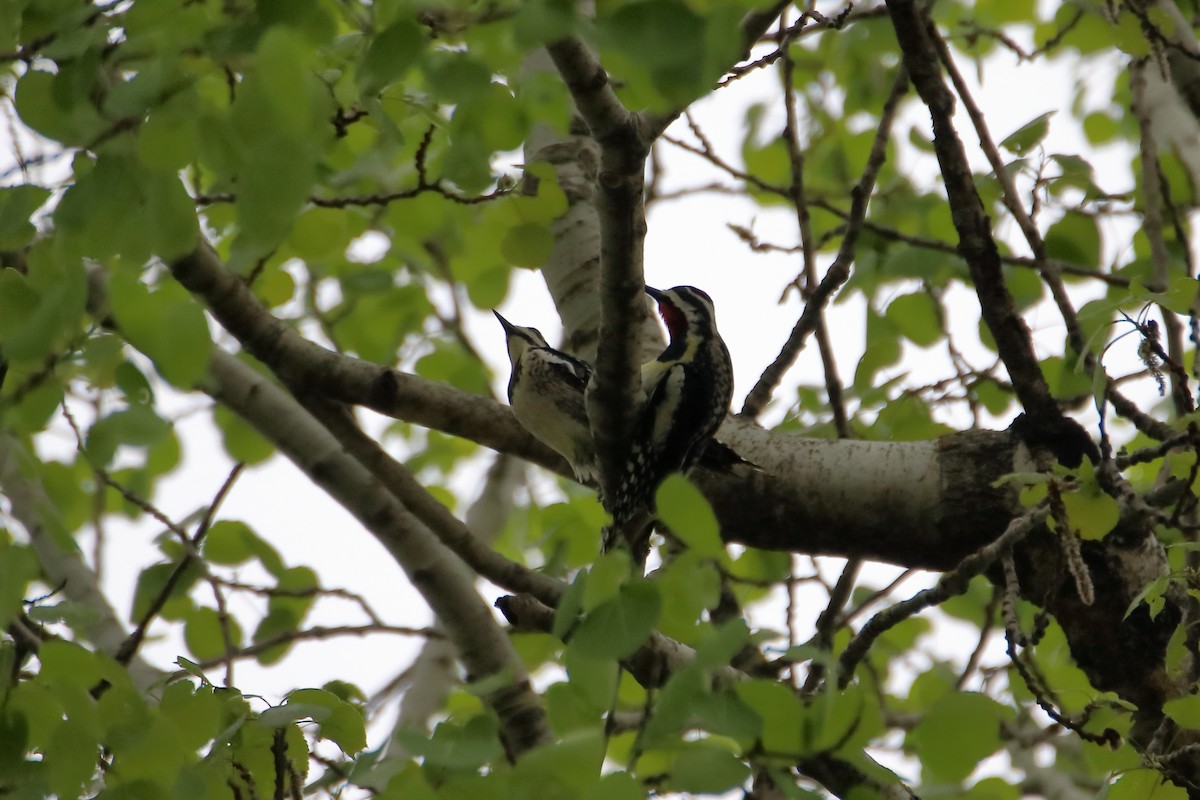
xmin=610 ymin=285 xmax=733 ymax=529
xmin=494 ymin=310 xmax=599 ymax=484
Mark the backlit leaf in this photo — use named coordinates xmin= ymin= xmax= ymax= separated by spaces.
xmin=572 ymin=580 xmax=661 ymax=660
xmin=655 ymin=474 xmax=723 ymax=557
xmin=359 ymin=19 xmax=425 ymax=92
xmin=911 ymin=692 xmax=1008 ymax=783
xmin=1000 ymin=112 xmax=1054 ymax=155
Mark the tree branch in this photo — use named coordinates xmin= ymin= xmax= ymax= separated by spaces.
xmin=884 ymin=0 xmax=1096 ymax=460
xmin=838 ymin=504 xmax=1049 ymax=684
xmin=385 ymin=454 xmax=523 ymax=753
xmin=168 ymin=243 xmax=566 ymax=473
xmin=546 ymin=36 xmax=652 ymax=504
xmin=0 ymin=433 xmax=163 ymax=690
xmin=741 ymin=66 xmax=908 ymax=417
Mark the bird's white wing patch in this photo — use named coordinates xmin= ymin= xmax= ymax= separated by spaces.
xmin=649 ymin=365 xmax=686 ymax=447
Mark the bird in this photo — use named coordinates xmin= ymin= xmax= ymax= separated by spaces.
xmin=494 ymin=306 xmax=750 ymax=496
xmin=494 ymin=310 xmax=599 ymax=485
xmin=609 ymin=284 xmax=734 ymax=532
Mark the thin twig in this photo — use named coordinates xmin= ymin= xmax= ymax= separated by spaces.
xmin=838 ymin=504 xmax=1049 ymax=685
xmin=114 ymin=463 xmax=245 ymax=667
xmin=777 ymin=18 xmax=851 ymax=437
xmin=741 ymin=66 xmax=908 ymax=417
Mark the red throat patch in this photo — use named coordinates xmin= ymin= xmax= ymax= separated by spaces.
xmin=658 ymin=301 xmax=685 ymax=338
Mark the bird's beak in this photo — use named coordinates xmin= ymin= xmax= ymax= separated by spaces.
xmin=644 ymin=285 xmax=665 ymax=303
xmin=493 ymin=309 xmax=517 ymax=334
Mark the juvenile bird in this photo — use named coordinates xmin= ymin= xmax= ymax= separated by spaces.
xmin=494 ymin=310 xmax=599 ymax=484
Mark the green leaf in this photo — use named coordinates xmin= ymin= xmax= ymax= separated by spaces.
xmin=46 ymin=713 xmax=102 ymax=798
xmin=564 ymin=644 xmax=620 ymax=711
xmin=582 ymin=772 xmax=647 ymax=800
xmin=1045 ymin=211 xmax=1101 ymax=268
xmin=655 ymin=552 xmax=720 ymax=640
xmin=100 ymin=690 xmax=190 ymax=788
xmin=655 ymin=474 xmax=723 ymax=557
xmin=640 ymin=665 xmax=704 ymax=746
xmin=0 ymin=540 xmax=39 ymax=630
xmin=284 ymin=689 xmax=366 ymax=753
xmin=546 ymin=681 xmax=603 ymax=735
xmin=464 ymin=262 xmax=511 ymax=310
xmin=38 ymin=640 xmax=104 ymax=690
xmin=692 ymin=689 xmax=763 ymax=743
xmin=8 ymin=680 xmax=64 ymax=752
xmin=425 ymin=51 xmax=493 ymax=105
xmin=572 ymin=580 xmax=661 ymax=660
xmin=554 ymin=570 xmax=587 ymax=640
xmin=414 ymin=340 xmax=491 ymax=394
xmin=1106 ymin=770 xmax=1188 ymax=800
xmin=1083 ymin=111 xmax=1120 ymax=145
xmin=807 ymin=682 xmax=883 ymax=753
xmin=394 ymin=714 xmax=502 ymax=770
xmin=213 ymin=402 xmax=275 ymax=465
xmin=254 ymin=28 xmax=314 ymax=134
xmin=512 ymin=729 xmax=605 ymax=793
xmin=359 ymin=19 xmax=425 ymax=92
xmin=160 ymin=681 xmax=222 ymax=751
xmin=1040 ymin=355 xmax=1092 ymax=400
xmin=598 ymin=0 xmax=715 ymax=108
xmin=14 ymin=69 xmax=105 ymax=145
xmin=202 ymin=520 xmax=260 ymax=565
xmin=1157 ymin=277 xmax=1200 ymax=315
xmin=964 ymin=777 xmax=1020 ymax=800
xmin=0 ymin=257 xmax=87 ymax=364
xmin=137 ymin=105 xmax=201 ymax=172
xmin=1164 ymin=695 xmax=1200 ymax=729
xmin=1060 ymin=487 xmax=1118 ymax=540
xmin=184 ymin=606 xmax=243 ymax=662
xmin=1004 ymin=264 xmax=1044 ymax=310
xmin=289 ymin=208 xmax=349 ymax=260
xmin=1111 ymin=11 xmax=1151 ymax=57
xmin=332 ymin=282 xmax=435 ymax=363
xmin=513 ymin=0 xmax=577 ymax=47
xmin=1049 ymin=153 xmax=1101 ymax=197
xmin=174 ymin=657 xmax=207 ymax=681
xmin=131 ymin=561 xmax=200 ymax=623
xmin=1126 ymin=576 xmax=1169 ymax=620
xmin=666 ymin=741 xmax=750 ymax=794
xmin=940 ymin=576 xmax=995 ymax=627
xmin=735 ymin=680 xmax=802 ymax=755
xmin=854 ymin=308 xmax=901 ymax=390
xmin=233 ymin=139 xmax=317 ymax=254
xmin=583 ymin=550 xmax=631 ymax=612
xmin=86 ymin=405 xmax=171 ymax=466
xmin=1167 ymin=622 xmax=1189 ymax=680
xmin=911 ymin=692 xmax=1008 ymax=783
xmin=884 ymin=291 xmax=941 ymax=347
xmin=501 ymin=222 xmax=554 ymax=268
xmin=55 ymin=154 xmax=198 ymax=261
xmin=692 ymin=619 xmax=751 ymax=670
xmin=1000 ymin=111 xmax=1053 ymax=155
xmin=107 ymin=271 xmax=213 ymax=388
xmin=0 ymin=185 xmax=51 ymax=249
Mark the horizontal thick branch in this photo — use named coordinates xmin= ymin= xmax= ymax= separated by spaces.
xmin=172 ymin=242 xmax=1021 ymax=570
